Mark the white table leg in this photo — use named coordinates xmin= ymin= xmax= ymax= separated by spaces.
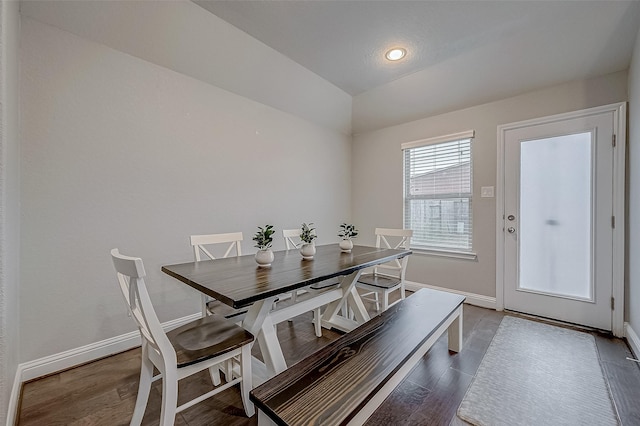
xmin=243 ymin=297 xmax=277 ymax=337
xmin=321 ymin=270 xmax=370 ymax=331
xmin=346 ymin=286 xmax=369 ymax=323
xmin=448 ymin=305 xmax=463 ymax=352
xmin=242 ymin=296 xmax=288 ymax=378
xmin=251 ymin=358 xmax=269 ymax=388
xmin=258 ymin=316 xmax=287 ymax=376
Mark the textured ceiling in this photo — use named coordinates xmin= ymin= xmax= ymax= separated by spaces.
xmin=196 ymin=1 xmax=640 ymax=97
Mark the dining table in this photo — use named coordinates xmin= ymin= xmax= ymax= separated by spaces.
xmin=161 ymin=243 xmax=411 ymax=383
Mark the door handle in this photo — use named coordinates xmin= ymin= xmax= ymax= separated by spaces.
xmin=507 ymin=227 xmax=516 ymax=234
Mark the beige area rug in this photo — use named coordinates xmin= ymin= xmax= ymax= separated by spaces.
xmin=456 ymin=316 xmax=619 ymax=426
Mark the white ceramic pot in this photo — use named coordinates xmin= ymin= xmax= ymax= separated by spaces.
xmin=339 ymin=239 xmax=353 ymax=252
xmin=300 ymin=243 xmax=316 ymax=260
xmin=255 ymin=249 xmax=274 ymax=268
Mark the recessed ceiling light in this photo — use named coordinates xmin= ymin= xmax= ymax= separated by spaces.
xmin=385 ymin=48 xmax=406 ymax=61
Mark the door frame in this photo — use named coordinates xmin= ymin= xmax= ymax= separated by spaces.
xmin=496 ymin=102 xmax=626 ymax=337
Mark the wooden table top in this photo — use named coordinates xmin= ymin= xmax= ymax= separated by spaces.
xmin=161 ymin=244 xmax=411 ymax=309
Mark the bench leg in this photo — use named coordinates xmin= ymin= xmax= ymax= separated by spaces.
xmin=347 ymin=301 xmax=464 ymax=426
xmin=313 ymin=308 xmax=322 ymax=337
xmin=448 ymin=305 xmax=463 ymax=352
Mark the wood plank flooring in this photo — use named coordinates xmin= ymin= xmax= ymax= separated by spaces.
xmin=17 ymin=295 xmax=640 ymax=425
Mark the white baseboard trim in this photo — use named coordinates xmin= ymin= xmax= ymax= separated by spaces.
xmin=625 ymin=322 xmax=640 ymax=359
xmin=6 ymin=366 xmax=22 ymax=426
xmin=19 ymin=312 xmax=200 ymax=382
xmin=406 ymin=281 xmax=497 ymax=310
xmin=8 ymin=312 xmax=200 ymax=425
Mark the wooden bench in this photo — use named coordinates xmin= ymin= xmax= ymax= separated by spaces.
xmin=250 ymin=288 xmax=465 ymax=426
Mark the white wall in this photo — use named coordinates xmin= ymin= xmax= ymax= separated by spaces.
xmin=352 ymin=71 xmax=628 ymax=299
xmin=20 ymin=0 xmax=352 ymax=135
xmin=0 ymin=0 xmax=20 ymax=422
xmin=19 ymin=17 xmax=351 ymax=363
xmin=627 ymin=27 xmax=640 ymax=349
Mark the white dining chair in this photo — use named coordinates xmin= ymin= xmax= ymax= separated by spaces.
xmin=190 ymin=232 xmax=246 ymax=320
xmin=283 ymin=228 xmax=340 ymax=337
xmin=111 ymin=249 xmax=255 ymax=426
xmin=356 ymin=228 xmax=413 ymax=313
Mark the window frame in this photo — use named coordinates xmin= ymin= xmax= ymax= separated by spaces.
xmin=402 ymin=130 xmax=476 ymax=259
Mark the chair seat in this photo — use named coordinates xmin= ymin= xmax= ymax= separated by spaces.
xmin=168 ymin=315 xmax=254 ymax=368
xmin=310 ymin=278 xmax=341 ymax=290
xmin=357 ymin=274 xmax=401 ymax=290
xmin=206 ymin=300 xmax=248 ymax=320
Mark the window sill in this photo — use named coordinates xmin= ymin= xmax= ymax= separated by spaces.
xmin=410 ymin=247 xmax=477 ymax=261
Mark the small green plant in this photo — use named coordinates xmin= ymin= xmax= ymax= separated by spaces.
xmin=253 ymin=225 xmax=275 ymax=250
xmin=338 ymin=223 xmax=358 ymax=240
xmin=299 ymin=223 xmax=317 ymax=244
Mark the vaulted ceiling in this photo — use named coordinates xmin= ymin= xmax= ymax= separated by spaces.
xmin=197 ymin=1 xmax=640 ymax=133
xmin=19 ymin=1 xmax=640 ymax=134
xmin=197 ymin=1 xmax=640 ymax=96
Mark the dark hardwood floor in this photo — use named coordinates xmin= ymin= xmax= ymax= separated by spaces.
xmin=17 ymin=294 xmax=640 ymax=425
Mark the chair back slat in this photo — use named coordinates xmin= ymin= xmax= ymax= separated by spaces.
xmin=223 ymin=241 xmax=240 ymax=258
xmin=282 ymin=229 xmax=302 ymax=250
xmin=190 ymin=232 xmax=243 ymax=261
xmin=189 ymin=232 xmax=244 ymax=317
xmin=374 ymin=228 xmax=413 ymax=273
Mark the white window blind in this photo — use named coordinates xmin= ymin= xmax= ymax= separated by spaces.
xmin=402 ymin=131 xmax=473 ymax=252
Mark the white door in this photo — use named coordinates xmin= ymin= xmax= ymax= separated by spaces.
xmin=502 ymin=110 xmax=615 ymax=330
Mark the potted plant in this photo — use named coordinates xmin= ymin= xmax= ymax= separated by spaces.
xmin=253 ymin=225 xmax=275 ymax=267
xmin=299 ymin=222 xmax=317 ymax=260
xmin=338 ymin=223 xmax=358 ymax=252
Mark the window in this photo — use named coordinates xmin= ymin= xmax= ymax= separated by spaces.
xmin=402 ymin=131 xmax=473 ymax=252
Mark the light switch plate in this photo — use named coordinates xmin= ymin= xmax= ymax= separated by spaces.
xmin=481 ymin=186 xmax=495 ymax=198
